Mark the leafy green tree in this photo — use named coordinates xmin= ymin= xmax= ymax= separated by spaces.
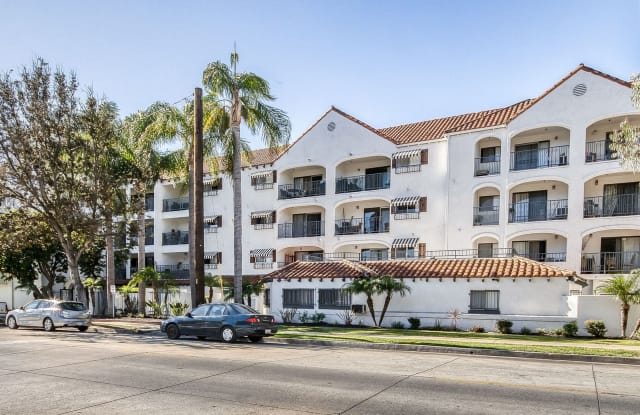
xmin=0 ymin=210 xmax=67 ymax=298
xmin=597 ymin=273 xmax=640 ymax=337
xmin=224 ymin=277 xmax=265 ymax=307
xmin=204 ymin=273 xmax=225 ymax=303
xmin=610 ymin=73 xmax=640 ymax=172
xmin=202 ymin=50 xmax=291 ymax=303
xmin=128 ymin=266 xmax=163 ymax=309
xmin=375 ymin=275 xmax=411 ymax=327
xmin=343 ymin=278 xmax=378 ymax=326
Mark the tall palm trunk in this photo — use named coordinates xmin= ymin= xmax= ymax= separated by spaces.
xmin=137 ymin=185 xmax=146 ymax=316
xmin=105 ymin=209 xmax=115 ymax=317
xmin=232 ymin=89 xmax=243 ymax=304
xmin=378 ymin=295 xmax=392 ymax=327
xmin=621 ymin=303 xmax=630 ymax=337
xmin=366 ymin=295 xmax=377 ymax=327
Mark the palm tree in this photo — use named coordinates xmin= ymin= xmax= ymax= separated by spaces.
xmin=343 ymin=278 xmax=378 ymax=327
xmin=375 ymin=276 xmax=411 ymax=327
xmin=128 ymin=266 xmax=163 ymax=314
xmin=202 ymin=50 xmax=291 ymax=303
xmin=597 ymin=273 xmax=640 ymax=337
xmin=81 ymin=277 xmax=104 ymax=315
xmin=117 ymin=284 xmax=138 ymax=316
xmin=204 ymin=273 xmax=225 ymax=303
xmin=224 ymin=277 xmax=265 ymax=307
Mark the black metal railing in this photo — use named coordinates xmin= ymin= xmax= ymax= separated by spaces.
xmin=508 ymin=199 xmax=568 ymax=222
xmin=278 ymin=221 xmax=324 ymax=238
xmin=394 ymin=212 xmax=420 ymax=220
xmin=510 ymin=145 xmax=569 ymax=171
xmin=335 ymin=172 xmax=390 ymax=193
xmin=204 ymin=189 xmax=218 ymax=197
xmin=301 ymin=252 xmax=361 ymax=261
xmin=155 ymin=265 xmax=190 ymax=280
xmin=521 ymin=252 xmax=567 ymax=262
xmin=473 ymin=207 xmax=499 ymax=225
xmin=585 ymin=140 xmax=617 ymax=163
xmin=162 ymin=231 xmax=189 ymax=245
xmin=581 ymin=251 xmax=640 ymax=274
xmin=334 ymin=217 xmax=389 ymax=235
xmin=278 ymin=182 xmax=325 ymax=199
xmin=425 ymin=248 xmax=515 ymax=259
xmin=254 ymin=222 xmax=274 ymax=230
xmin=162 ymin=197 xmax=189 ymax=212
xmin=584 ymin=194 xmax=640 ymax=218
xmin=474 ymin=158 xmax=501 ymax=176
xmin=395 ymin=164 xmax=421 ymax=174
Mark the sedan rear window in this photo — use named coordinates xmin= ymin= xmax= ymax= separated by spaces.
xmin=228 ymin=304 xmax=258 ymax=314
xmin=60 ymin=302 xmax=86 ymax=311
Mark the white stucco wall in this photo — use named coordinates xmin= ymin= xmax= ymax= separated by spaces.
xmin=568 ymin=295 xmax=640 ymax=338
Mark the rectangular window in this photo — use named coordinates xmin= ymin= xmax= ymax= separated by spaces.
xmin=264 ymin=288 xmax=271 ymax=307
xmin=469 ymin=290 xmax=500 ymax=314
xmin=395 ymin=247 xmax=415 ymax=259
xmin=480 ymin=147 xmax=499 ymax=163
xmin=361 ymin=248 xmax=388 ymax=261
xmin=318 ymin=289 xmax=352 ymax=309
xmin=477 ymin=243 xmax=495 ymax=258
xmin=282 ymin=289 xmax=314 ymax=309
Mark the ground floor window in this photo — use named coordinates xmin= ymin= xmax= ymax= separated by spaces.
xmin=282 ymin=289 xmax=314 ymax=309
xmin=318 ymin=289 xmax=351 ymax=309
xmin=469 ymin=290 xmax=500 ymax=314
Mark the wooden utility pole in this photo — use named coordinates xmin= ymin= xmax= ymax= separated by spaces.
xmin=191 ymin=87 xmax=205 ymax=306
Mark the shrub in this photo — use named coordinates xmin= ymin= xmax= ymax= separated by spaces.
xmin=537 ymin=328 xmax=548 ymax=335
xmin=408 ymin=317 xmax=421 ymax=330
xmin=495 ymin=320 xmax=513 ymax=334
xmin=469 ymin=325 xmax=485 ymax=333
xmin=145 ymin=300 xmax=162 ymax=318
xmin=519 ymin=327 xmax=531 ymax=335
xmin=337 ymin=310 xmax=354 ymax=326
xmin=299 ymin=311 xmax=310 ymax=324
xmin=432 ymin=319 xmax=443 ymax=331
xmin=279 ymin=309 xmax=298 ymax=324
xmin=584 ymin=320 xmax=607 ymax=338
xmin=562 ymin=321 xmax=578 ymax=337
xmin=449 ymin=308 xmax=462 ymax=331
xmin=311 ymin=312 xmax=326 ymax=324
xmin=553 ymin=328 xmax=564 ymax=336
xmin=169 ymin=302 xmax=188 ymax=316
xmin=391 ymin=321 xmax=405 ymax=329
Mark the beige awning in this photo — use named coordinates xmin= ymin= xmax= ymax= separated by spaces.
xmin=251 ymin=210 xmax=274 ymax=219
xmin=392 ymin=238 xmax=419 ymax=248
xmin=204 ymin=252 xmax=219 ymax=260
xmin=204 ymin=215 xmax=220 ymax=224
xmin=203 ymin=177 xmax=221 ymax=186
xmin=251 ymin=170 xmax=273 ymax=179
xmin=391 ymin=196 xmax=420 ymax=207
xmin=250 ymin=248 xmax=275 ymax=257
xmin=392 ymin=149 xmax=421 ymax=159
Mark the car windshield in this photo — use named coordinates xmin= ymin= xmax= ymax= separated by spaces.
xmin=228 ymin=304 xmax=258 ymax=315
xmin=60 ymin=302 xmax=86 ymax=311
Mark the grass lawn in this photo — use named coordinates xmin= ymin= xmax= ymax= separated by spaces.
xmin=275 ymin=326 xmax=640 ymax=358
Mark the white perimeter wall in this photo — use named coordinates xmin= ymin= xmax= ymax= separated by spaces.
xmin=568 ymin=295 xmax=640 ymax=338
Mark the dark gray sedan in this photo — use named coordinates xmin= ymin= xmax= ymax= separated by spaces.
xmin=160 ymin=303 xmax=277 ymax=343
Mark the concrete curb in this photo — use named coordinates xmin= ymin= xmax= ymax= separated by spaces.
xmin=265 ymin=337 xmax=640 ymax=366
xmin=91 ymin=323 xmax=160 ymax=335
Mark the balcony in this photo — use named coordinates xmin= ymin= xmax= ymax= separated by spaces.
xmin=425 ymin=248 xmax=514 ymax=259
xmin=335 ymin=172 xmax=390 ymax=194
xmin=509 ymin=199 xmax=568 ymax=223
xmin=254 ymin=262 xmax=274 ymax=269
xmin=521 ymin=252 xmax=567 ymax=262
xmin=474 ymin=158 xmax=500 ymax=176
xmin=278 ymin=182 xmax=325 ymax=200
xmin=278 ymin=221 xmax=324 ymax=238
xmin=585 ymin=140 xmax=617 ymax=163
xmin=162 ymin=197 xmax=189 ymax=212
xmin=129 ymin=235 xmax=155 ymax=246
xmin=473 ymin=207 xmax=499 ymax=226
xmin=162 ymin=231 xmax=188 ymax=245
xmin=334 ymin=218 xmax=389 ymax=235
xmin=395 ymin=164 xmax=421 ymax=174
xmin=584 ymin=194 xmax=640 ymax=218
xmin=581 ymin=251 xmax=640 ymax=274
xmin=510 ymin=145 xmax=569 ymax=171
xmin=155 ymin=264 xmax=189 ymax=280
xmin=394 ymin=212 xmax=420 ymax=220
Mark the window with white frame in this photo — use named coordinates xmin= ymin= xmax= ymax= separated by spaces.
xmin=469 ymin=290 xmax=500 ymax=314
xmin=282 ymin=289 xmax=314 ymax=309
xmin=395 ymin=247 xmax=415 ymax=259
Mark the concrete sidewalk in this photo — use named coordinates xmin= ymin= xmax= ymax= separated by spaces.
xmin=91 ymin=317 xmax=162 ymax=334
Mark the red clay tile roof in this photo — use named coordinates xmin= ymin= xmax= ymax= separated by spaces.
xmin=242 ymin=146 xmax=289 ymax=167
xmin=445 ymin=100 xmax=534 ymax=134
xmin=265 ymin=257 xmax=580 ymax=281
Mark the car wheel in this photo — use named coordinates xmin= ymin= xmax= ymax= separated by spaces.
xmin=248 ymin=336 xmax=263 ymax=343
xmin=166 ymin=323 xmax=181 ymax=339
xmin=7 ymin=316 xmax=18 ymax=329
xmin=220 ymin=326 xmax=236 ymax=343
xmin=78 ymin=326 xmax=88 ymax=332
xmin=43 ymin=318 xmax=55 ymax=332
xmin=196 ymin=336 xmax=206 ymax=340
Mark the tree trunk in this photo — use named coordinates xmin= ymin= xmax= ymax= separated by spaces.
xmin=366 ymin=295 xmax=377 ymax=327
xmin=67 ymin=258 xmax=87 ymax=305
xmin=192 ymin=87 xmax=205 ymax=307
xmin=621 ymin=303 xmax=630 ymax=338
xmin=232 ymin=92 xmax=243 ymax=304
xmin=208 ymin=286 xmax=213 ymax=303
xmin=137 ymin=186 xmax=146 ymax=316
xmin=105 ymin=210 xmax=115 ymax=317
xmin=378 ymin=295 xmax=392 ymax=327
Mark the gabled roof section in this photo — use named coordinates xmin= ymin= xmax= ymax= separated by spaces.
xmin=264 ymin=257 xmax=580 ymax=280
xmin=445 ymin=99 xmax=534 ymax=134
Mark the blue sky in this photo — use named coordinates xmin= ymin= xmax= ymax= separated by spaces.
xmin=2 ymin=0 xmax=639 ymax=148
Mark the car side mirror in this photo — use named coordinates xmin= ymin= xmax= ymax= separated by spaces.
xmin=186 ymin=312 xmax=192 ymax=318
xmin=19 ymin=306 xmax=24 ymax=310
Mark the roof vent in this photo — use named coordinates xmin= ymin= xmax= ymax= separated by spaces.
xmin=572 ymin=83 xmax=587 ymax=96
xmin=327 ymin=122 xmax=336 ymax=131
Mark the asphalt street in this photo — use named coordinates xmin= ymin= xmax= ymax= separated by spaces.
xmin=0 ymin=326 xmax=638 ymax=414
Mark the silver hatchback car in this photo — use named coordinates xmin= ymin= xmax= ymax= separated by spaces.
xmin=6 ymin=299 xmax=91 ymax=332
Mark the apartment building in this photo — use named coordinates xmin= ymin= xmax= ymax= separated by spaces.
xmin=122 ymin=64 xmax=639 ymax=296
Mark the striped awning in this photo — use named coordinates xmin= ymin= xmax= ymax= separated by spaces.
xmin=392 ymin=238 xmax=419 ymax=248
xmin=251 ymin=210 xmax=274 ymax=219
xmin=204 ymin=252 xmax=219 ymax=260
xmin=250 ymin=248 xmax=275 ymax=257
xmin=391 ymin=196 xmax=420 ymax=207
xmin=392 ymin=149 xmax=421 ymax=159
xmin=251 ymin=170 xmax=273 ymax=179
xmin=204 ymin=215 xmax=220 ymax=224
xmin=203 ymin=177 xmax=220 ymax=186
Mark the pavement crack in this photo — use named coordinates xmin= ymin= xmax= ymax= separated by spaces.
xmin=592 ymin=364 xmax=602 ymax=415
xmin=338 ymin=357 xmax=460 ymax=414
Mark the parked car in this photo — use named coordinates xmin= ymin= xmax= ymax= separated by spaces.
xmin=160 ymin=303 xmax=277 ymax=343
xmin=0 ymin=301 xmax=8 ymax=325
xmin=6 ymin=299 xmax=91 ymax=332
